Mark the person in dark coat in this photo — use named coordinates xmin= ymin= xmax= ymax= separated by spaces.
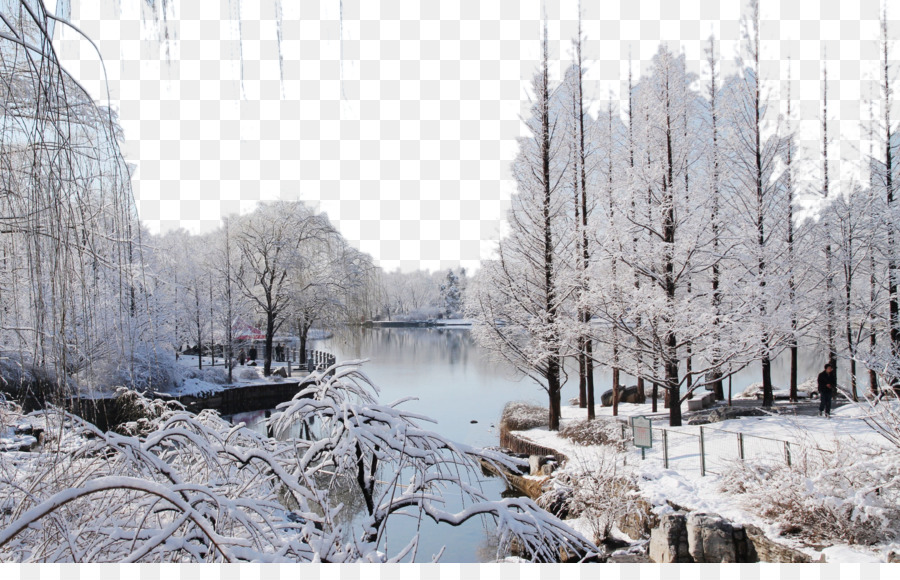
xmin=248 ymin=346 xmax=257 ymax=362
xmin=817 ymin=362 xmax=836 ymax=417
xmin=238 ymin=349 xmax=246 ymax=366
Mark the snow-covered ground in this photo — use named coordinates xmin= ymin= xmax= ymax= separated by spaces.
xmin=0 ymin=424 xmax=36 ymax=452
xmin=164 ymin=355 xmax=309 ymax=397
xmin=433 ymin=318 xmax=474 ymax=326
xmin=511 ymin=399 xmax=899 ymax=563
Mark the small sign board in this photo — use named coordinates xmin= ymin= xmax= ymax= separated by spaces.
xmin=631 ymin=415 xmax=652 ymax=449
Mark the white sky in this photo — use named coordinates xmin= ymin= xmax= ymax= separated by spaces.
xmin=49 ymin=0 xmax=898 ymax=272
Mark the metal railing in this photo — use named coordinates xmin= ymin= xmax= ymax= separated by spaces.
xmin=619 ymin=419 xmax=832 ymax=476
xmin=297 ymin=349 xmax=336 ymax=371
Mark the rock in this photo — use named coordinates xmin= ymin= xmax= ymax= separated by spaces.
xmin=616 ymin=498 xmax=656 ymax=540
xmin=272 ymin=367 xmax=288 ymax=378
xmin=645 ymin=511 xmax=824 ymax=563
xmin=470 ymin=420 xmax=478 ymax=424
xmin=600 ymin=385 xmax=647 ymax=407
xmin=540 ymin=460 xmax=558 ymax=476
xmin=744 ymin=524 xmax=811 ymax=563
xmin=686 ymin=512 xmax=738 ymax=563
xmin=888 ymin=550 xmax=900 ymax=563
xmin=649 ymin=513 xmax=692 ymax=563
xmin=687 ymin=406 xmax=767 ymax=425
xmin=528 ymin=454 xmax=554 ymax=476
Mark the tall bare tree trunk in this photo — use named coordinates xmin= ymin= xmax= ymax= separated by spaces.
xmin=884 ymin=11 xmax=900 ymax=388
xmin=540 ymin=19 xmax=562 ymax=431
xmin=786 ymin=66 xmax=799 ymax=403
xmin=574 ymin=13 xmax=595 ymax=419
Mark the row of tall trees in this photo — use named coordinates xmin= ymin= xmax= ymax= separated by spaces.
xmin=146 ymin=201 xmax=380 ymax=379
xmin=470 ymin=4 xmax=900 ymax=428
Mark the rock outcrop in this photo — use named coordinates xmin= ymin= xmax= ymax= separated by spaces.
xmin=648 ymin=511 xmax=817 ymax=563
xmin=649 ymin=513 xmax=692 ymax=563
xmin=686 ymin=512 xmax=754 ymax=563
xmin=744 ymin=525 xmax=818 ymax=563
xmin=600 ymin=386 xmax=651 ymax=407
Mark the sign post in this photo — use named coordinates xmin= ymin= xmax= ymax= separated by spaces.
xmin=631 ymin=415 xmax=652 ymax=460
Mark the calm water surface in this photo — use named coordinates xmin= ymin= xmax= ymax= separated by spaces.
xmin=235 ymin=327 xmax=543 ymax=562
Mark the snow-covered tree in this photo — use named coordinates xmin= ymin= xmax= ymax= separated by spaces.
xmin=718 ymin=4 xmax=791 ymax=407
xmin=468 ymin=20 xmax=573 ymax=431
xmin=0 ymin=2 xmax=149 ymax=397
xmin=439 ymin=269 xmax=462 ymax=318
xmin=587 ymin=46 xmax=711 ymax=427
xmin=232 ymin=201 xmax=334 ymax=376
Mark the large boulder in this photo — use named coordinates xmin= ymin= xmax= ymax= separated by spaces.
xmin=686 ymin=512 xmax=740 ymax=563
xmin=649 ymin=511 xmax=824 ymax=563
xmin=600 ymin=385 xmax=647 ymax=407
xmin=616 ymin=497 xmax=657 ymax=540
xmin=649 ymin=513 xmax=691 ymax=563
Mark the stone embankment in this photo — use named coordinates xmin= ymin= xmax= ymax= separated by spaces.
xmin=68 ymin=379 xmax=309 ymax=431
xmin=480 ymin=425 xmax=563 ymax=500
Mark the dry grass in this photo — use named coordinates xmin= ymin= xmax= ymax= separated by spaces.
xmin=559 ymin=419 xmax=625 ymax=450
xmin=500 ymin=401 xmax=548 ymax=432
xmin=719 ymin=441 xmax=900 ymax=546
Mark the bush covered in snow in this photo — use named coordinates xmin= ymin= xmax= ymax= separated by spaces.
xmin=0 ymin=354 xmax=70 ymax=408
xmin=177 ymin=364 xmax=228 ymax=386
xmin=236 ymin=367 xmax=261 ymax=381
xmin=500 ymin=401 xmax=548 ymax=432
xmin=719 ymin=441 xmax=900 ymax=545
xmin=109 ymin=387 xmax=184 ymax=437
xmin=540 ymin=452 xmax=641 ymax=544
xmin=859 ymin=391 xmax=900 ymax=448
xmin=559 ymin=419 xmax=626 ymax=450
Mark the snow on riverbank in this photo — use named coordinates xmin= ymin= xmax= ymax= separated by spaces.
xmin=511 ymin=400 xmax=897 ymax=563
xmin=161 ymin=356 xmax=306 ymax=397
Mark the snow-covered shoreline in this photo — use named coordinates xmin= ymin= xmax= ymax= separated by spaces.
xmin=509 ymin=399 xmax=899 ymax=563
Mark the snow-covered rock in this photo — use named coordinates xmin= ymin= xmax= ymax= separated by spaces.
xmin=686 ymin=512 xmax=742 ymax=563
xmin=649 ymin=512 xmax=691 ymax=563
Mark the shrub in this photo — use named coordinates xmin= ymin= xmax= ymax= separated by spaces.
xmin=541 ymin=452 xmax=640 ymax=544
xmin=236 ymin=367 xmax=260 ymax=381
xmin=559 ymin=419 xmax=625 ymax=450
xmin=0 ymin=355 xmax=70 ymax=410
xmin=500 ymin=401 xmax=548 ymax=431
xmin=109 ymin=387 xmax=183 ymax=437
xmin=179 ymin=365 xmax=228 ymax=385
xmin=719 ymin=441 xmax=900 ymax=545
